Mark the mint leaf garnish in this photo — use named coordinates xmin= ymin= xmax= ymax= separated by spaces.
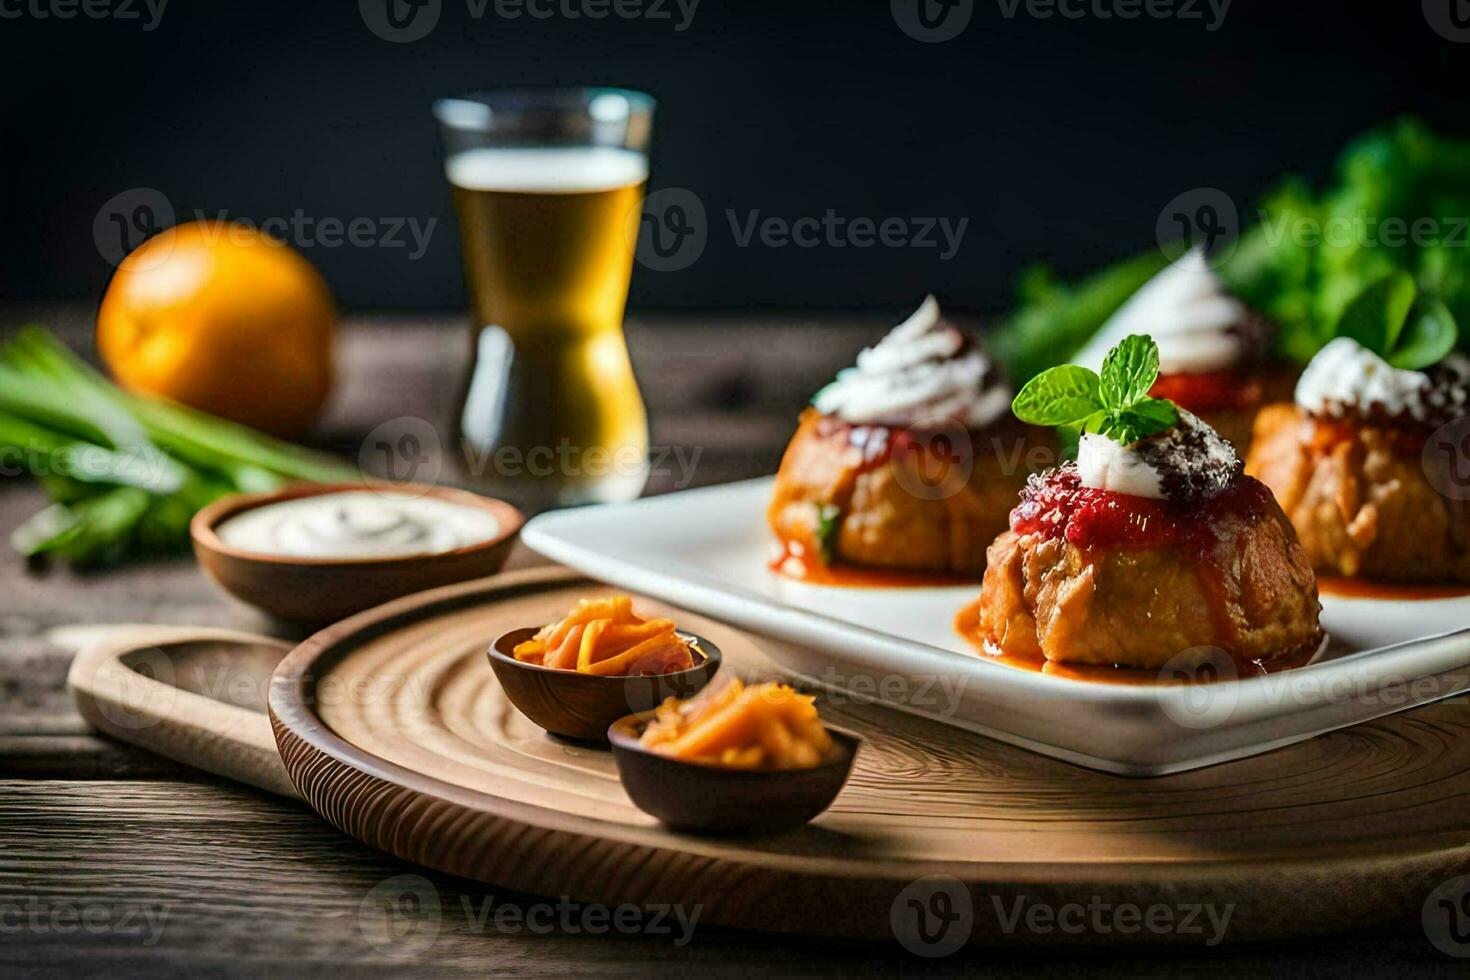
xmin=1120 ymin=396 xmax=1177 ymax=429
xmin=1011 ymin=335 xmax=1177 ymax=445
xmin=1011 ymin=366 xmax=1100 ymax=425
xmin=1099 ymin=334 xmax=1161 ymax=410
xmin=1104 ymin=401 xmax=1179 ymax=445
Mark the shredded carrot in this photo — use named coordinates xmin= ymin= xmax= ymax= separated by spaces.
xmin=638 ymin=678 xmax=836 ymax=770
xmin=512 ymin=595 xmax=696 ymax=677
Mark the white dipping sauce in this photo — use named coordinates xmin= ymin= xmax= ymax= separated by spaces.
xmin=217 ymin=491 xmax=501 ymax=560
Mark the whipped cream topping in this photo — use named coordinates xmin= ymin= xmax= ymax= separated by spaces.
xmin=1295 ymin=336 xmax=1470 ymax=425
xmin=1077 ymin=409 xmax=1240 ymax=502
xmin=1078 ymin=433 xmax=1166 ymax=499
xmin=811 ymin=295 xmax=1010 ymax=429
xmin=1075 ymin=247 xmax=1248 ymax=375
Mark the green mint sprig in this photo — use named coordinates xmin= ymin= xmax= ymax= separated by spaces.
xmin=1011 ymin=334 xmax=1178 ymax=445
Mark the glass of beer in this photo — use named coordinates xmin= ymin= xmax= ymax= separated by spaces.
xmin=434 ymin=88 xmax=654 ymax=512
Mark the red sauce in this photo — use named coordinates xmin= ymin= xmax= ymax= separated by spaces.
xmin=769 ymin=538 xmax=977 ymax=589
xmin=1009 ymin=465 xmax=1272 ymax=552
xmin=960 ymin=468 xmax=1319 ymax=683
xmin=953 ymin=597 xmax=1320 ymax=684
xmin=1150 ymin=369 xmax=1262 ymax=414
xmin=1317 ymin=576 xmax=1470 ymax=600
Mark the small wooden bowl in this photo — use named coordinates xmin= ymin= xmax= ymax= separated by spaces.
xmin=191 ymin=483 xmax=523 ymax=626
xmin=608 ymin=713 xmax=861 ymax=834
xmin=488 ymin=628 xmax=721 ymax=741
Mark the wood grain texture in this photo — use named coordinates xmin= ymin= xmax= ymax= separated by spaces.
xmin=267 ymin=567 xmax=1470 ymax=943
xmin=5 ymin=781 xmax=1457 ymax=977
xmin=66 ymin=626 xmax=299 ymax=798
xmin=5 ymin=313 xmax=1468 ymax=971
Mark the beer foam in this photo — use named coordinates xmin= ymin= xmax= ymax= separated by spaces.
xmin=446 ymin=146 xmax=648 ymax=194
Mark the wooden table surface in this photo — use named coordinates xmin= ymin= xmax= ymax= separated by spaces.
xmin=0 ymin=310 xmax=1463 ymax=976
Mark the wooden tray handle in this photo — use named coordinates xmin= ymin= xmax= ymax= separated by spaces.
xmin=66 ymin=625 xmax=301 ymax=799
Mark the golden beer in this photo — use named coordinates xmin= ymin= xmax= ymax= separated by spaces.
xmin=442 ymin=135 xmax=651 ymax=510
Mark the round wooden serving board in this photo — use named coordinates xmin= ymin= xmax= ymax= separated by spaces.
xmin=249 ymin=567 xmax=1470 ymax=943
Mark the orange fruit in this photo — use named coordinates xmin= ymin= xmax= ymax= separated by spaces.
xmin=97 ymin=221 xmax=336 ymax=439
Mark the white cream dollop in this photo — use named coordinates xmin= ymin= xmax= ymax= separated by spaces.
xmin=1295 ymin=336 xmax=1431 ymax=420
xmin=217 ymin=491 xmax=502 ymax=560
xmin=1075 ymin=247 xmax=1247 ymax=375
xmin=811 ymin=295 xmax=1010 ymax=428
xmin=1077 ymin=433 xmax=1166 ymax=499
xmin=1077 ymin=409 xmax=1239 ymax=501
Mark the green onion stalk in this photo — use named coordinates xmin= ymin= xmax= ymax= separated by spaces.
xmin=0 ymin=327 xmax=357 ymax=567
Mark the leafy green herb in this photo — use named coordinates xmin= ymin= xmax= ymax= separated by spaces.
xmin=1099 ymin=334 xmax=1160 ymax=407
xmin=1394 ymin=300 xmax=1458 ymax=370
xmin=1107 ymin=406 xmax=1176 ymax=445
xmin=815 ymin=503 xmax=842 ymax=565
xmin=1012 ymin=335 xmax=1178 ymax=445
xmin=1329 ymin=272 xmax=1459 ymax=370
xmin=991 ymin=117 xmax=1470 ymax=381
xmin=1335 ymin=272 xmax=1416 ymax=357
xmin=1010 ymin=366 xmax=1099 ymax=426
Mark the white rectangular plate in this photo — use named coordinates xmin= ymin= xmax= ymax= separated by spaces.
xmin=523 ymin=477 xmax=1470 ymax=775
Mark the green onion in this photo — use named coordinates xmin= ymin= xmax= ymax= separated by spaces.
xmin=0 ymin=326 xmax=359 ymax=567
xmin=0 ymin=411 xmax=187 ymax=494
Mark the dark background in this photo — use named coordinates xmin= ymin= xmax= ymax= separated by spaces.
xmin=1 ymin=1 xmax=1465 ymax=313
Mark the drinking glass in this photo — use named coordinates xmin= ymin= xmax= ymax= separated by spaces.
xmin=434 ymin=88 xmax=654 ymax=512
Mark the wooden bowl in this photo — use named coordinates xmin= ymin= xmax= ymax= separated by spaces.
xmin=488 ymin=628 xmax=721 ymax=741
xmin=191 ymin=482 xmax=523 ymax=626
xmin=608 ymin=713 xmax=861 ymax=834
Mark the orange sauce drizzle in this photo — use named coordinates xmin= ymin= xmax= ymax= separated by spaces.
xmin=1317 ymin=577 xmax=1470 ymax=601
xmin=769 ymin=538 xmax=977 ymax=589
xmin=953 ymin=597 xmax=1320 ymax=685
